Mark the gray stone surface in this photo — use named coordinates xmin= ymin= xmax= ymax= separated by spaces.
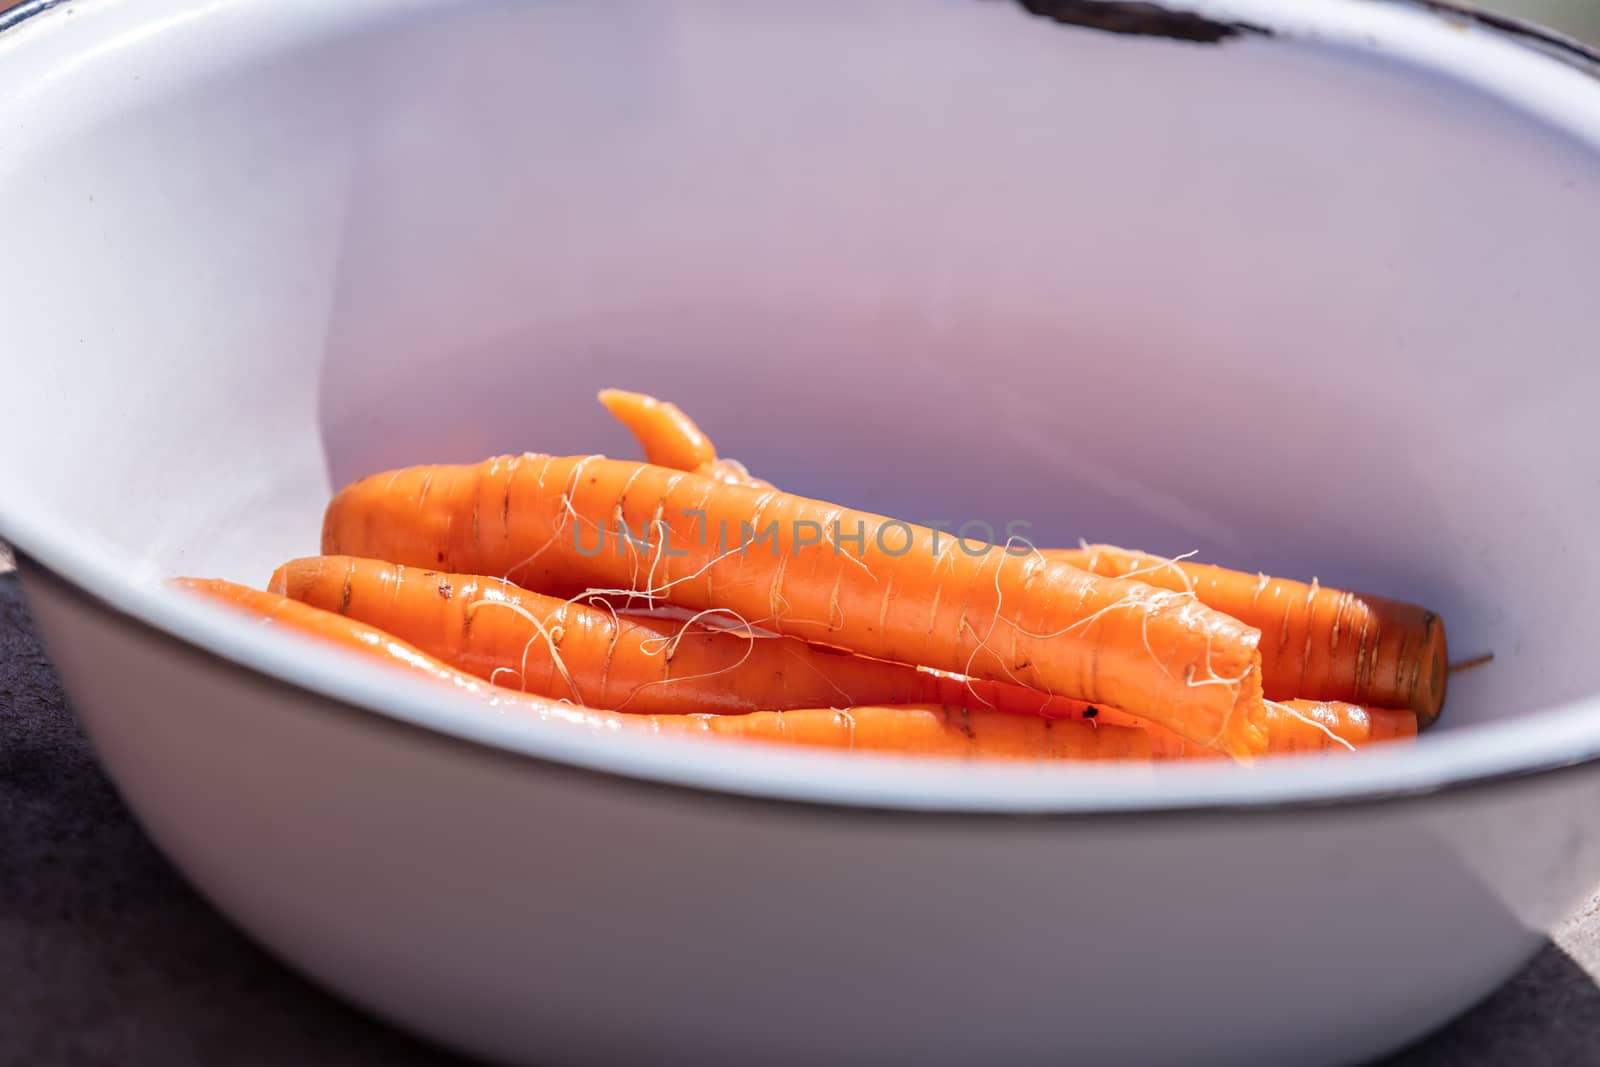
xmin=0 ymin=563 xmax=469 ymax=1066
xmin=4 ymin=559 xmax=1600 ymax=1064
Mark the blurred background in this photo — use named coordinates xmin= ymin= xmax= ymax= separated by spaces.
xmin=1493 ymin=0 xmax=1600 ymax=39
xmin=11 ymin=0 xmax=1588 ymax=38
xmin=1 ymin=0 xmax=1598 ymax=39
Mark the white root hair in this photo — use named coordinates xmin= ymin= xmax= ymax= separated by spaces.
xmin=465 ymin=597 xmax=583 ymax=705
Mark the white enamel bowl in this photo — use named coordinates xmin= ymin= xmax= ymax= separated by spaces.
xmin=3 ymin=1 xmax=1600 ymax=1063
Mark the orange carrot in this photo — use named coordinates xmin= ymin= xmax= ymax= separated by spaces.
xmin=600 ymin=388 xmax=770 ymax=487
xmin=1266 ymin=700 xmax=1417 ymax=750
xmin=1049 ymin=545 xmax=1447 ymax=727
xmin=694 ymin=703 xmax=1152 ymax=760
xmin=594 ymin=396 xmax=1447 ymax=730
xmin=1102 ymin=699 xmax=1417 ymax=760
xmin=597 ymin=389 xmax=716 ymax=474
xmin=173 ymin=577 xmax=1150 ymax=761
xmin=272 ymin=555 xmax=1105 ymax=718
xmin=322 ymin=456 xmax=1269 ymax=758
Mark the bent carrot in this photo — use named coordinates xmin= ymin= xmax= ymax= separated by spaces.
xmin=1050 ymin=545 xmax=1447 ymax=727
xmin=272 ymin=555 xmax=1105 ymax=718
xmin=173 ymin=577 xmax=1150 ymax=761
xmin=597 ymin=389 xmax=716 ymax=474
xmin=321 ymin=456 xmax=1269 ymax=758
xmin=600 ymin=388 xmax=770 ymax=487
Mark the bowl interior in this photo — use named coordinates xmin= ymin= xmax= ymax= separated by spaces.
xmin=2 ymin=0 xmax=1599 ymax=743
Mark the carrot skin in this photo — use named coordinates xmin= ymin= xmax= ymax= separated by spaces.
xmin=272 ymin=555 xmax=1105 ymax=718
xmin=321 ymin=457 xmax=1269 ymax=758
xmin=173 ymin=578 xmax=1149 ymax=761
xmin=1051 ymin=546 xmax=1447 ymax=727
xmin=1106 ymin=699 xmax=1417 ymax=760
xmin=1267 ymin=700 xmax=1418 ymax=750
xmin=682 ymin=704 xmax=1152 ymax=760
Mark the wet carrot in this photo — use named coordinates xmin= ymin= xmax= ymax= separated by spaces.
xmin=1267 ymin=699 xmax=1417 ymax=750
xmin=173 ymin=577 xmax=1150 ymax=761
xmin=272 ymin=555 xmax=1106 ymax=718
xmin=275 ymin=556 xmax=1415 ymax=761
xmin=1050 ymin=545 xmax=1447 ymax=727
xmin=1100 ymin=699 xmax=1417 ymax=760
xmin=321 ymin=456 xmax=1269 ymax=758
xmin=694 ymin=703 xmax=1152 ymax=760
xmin=594 ymin=394 xmax=1447 ymax=730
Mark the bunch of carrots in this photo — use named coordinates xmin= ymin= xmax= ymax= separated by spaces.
xmin=177 ymin=389 xmax=1450 ymax=764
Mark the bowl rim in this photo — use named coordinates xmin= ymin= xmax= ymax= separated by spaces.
xmin=5 ymin=0 xmax=1600 ymax=816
